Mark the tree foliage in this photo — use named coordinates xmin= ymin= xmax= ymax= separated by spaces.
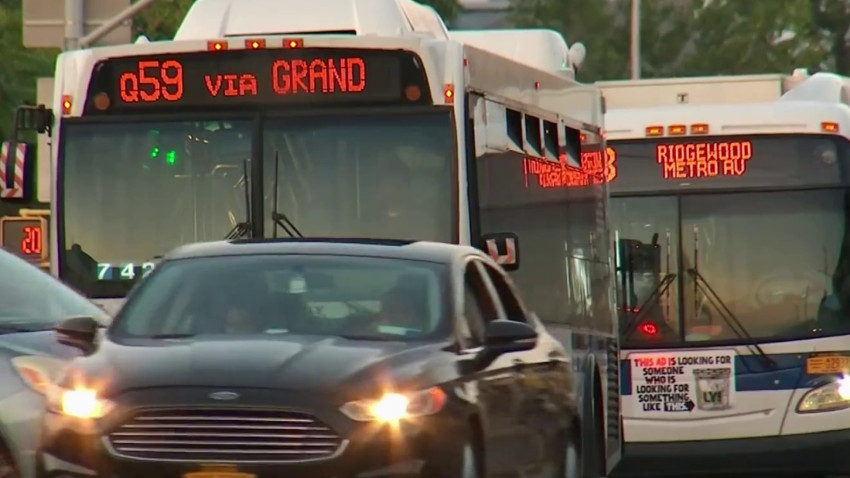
xmin=0 ymin=0 xmax=57 ymax=141
xmin=509 ymin=0 xmax=836 ymax=82
xmin=133 ymin=0 xmax=463 ymax=41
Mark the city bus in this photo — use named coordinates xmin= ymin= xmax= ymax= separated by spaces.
xmin=1 ymin=0 xmax=620 ymax=475
xmin=603 ymin=72 xmax=850 ymax=476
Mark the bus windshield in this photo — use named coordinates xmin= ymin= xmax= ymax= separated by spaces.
xmin=609 ymin=134 xmax=850 ymax=345
xmin=59 ymin=111 xmax=455 ymax=298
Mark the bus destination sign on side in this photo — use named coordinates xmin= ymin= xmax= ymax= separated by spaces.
xmin=85 ymin=48 xmax=431 ymax=113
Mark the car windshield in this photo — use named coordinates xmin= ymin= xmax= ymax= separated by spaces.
xmin=109 ymin=254 xmax=449 ymax=341
xmin=58 ymin=112 xmax=455 ymax=299
xmin=609 ymin=135 xmax=850 ymax=344
xmin=0 ymin=249 xmax=108 ymax=329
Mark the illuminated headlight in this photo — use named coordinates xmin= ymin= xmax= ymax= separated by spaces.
xmin=339 ymin=387 xmax=447 ymax=422
xmin=46 ymin=383 xmax=115 ymax=419
xmin=797 ymin=376 xmax=850 ymax=413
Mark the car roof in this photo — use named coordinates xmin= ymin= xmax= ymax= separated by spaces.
xmin=163 ymin=238 xmax=488 ymax=265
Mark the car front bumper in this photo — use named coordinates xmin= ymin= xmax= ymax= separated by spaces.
xmin=0 ymin=388 xmax=45 ymax=478
xmin=611 ymin=428 xmax=850 ymax=477
xmin=36 ymin=390 xmax=468 ymax=478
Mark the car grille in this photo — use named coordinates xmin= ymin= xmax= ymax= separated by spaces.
xmin=106 ymin=408 xmax=344 ymax=462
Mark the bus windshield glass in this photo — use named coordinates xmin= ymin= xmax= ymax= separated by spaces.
xmin=59 ymin=112 xmax=454 ymax=298
xmin=608 ymin=134 xmax=850 ymax=345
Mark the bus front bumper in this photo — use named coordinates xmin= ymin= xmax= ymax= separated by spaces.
xmin=611 ymin=428 xmax=850 ymax=476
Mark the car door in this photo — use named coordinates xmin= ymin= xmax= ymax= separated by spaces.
xmin=478 ymin=260 xmax=565 ymax=471
xmin=458 ymin=258 xmax=523 ymax=475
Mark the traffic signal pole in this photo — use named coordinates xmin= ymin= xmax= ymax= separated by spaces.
xmin=63 ymin=0 xmax=160 ymax=51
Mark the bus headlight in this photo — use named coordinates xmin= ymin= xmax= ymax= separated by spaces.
xmin=797 ymin=377 xmax=850 ymax=413
xmin=339 ymin=387 xmax=447 ymax=422
xmin=46 ymin=384 xmax=115 ymax=419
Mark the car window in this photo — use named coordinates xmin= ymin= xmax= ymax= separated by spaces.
xmin=481 ymin=262 xmax=527 ymax=322
xmin=110 ymin=254 xmax=450 ymax=341
xmin=460 ymin=261 xmax=492 ymax=348
xmin=0 ymin=249 xmax=107 ymax=327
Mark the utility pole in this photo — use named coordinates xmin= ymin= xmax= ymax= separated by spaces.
xmin=630 ymin=0 xmax=641 ymax=79
xmin=63 ymin=0 xmax=84 ymax=50
xmin=79 ymin=0 xmax=158 ymax=49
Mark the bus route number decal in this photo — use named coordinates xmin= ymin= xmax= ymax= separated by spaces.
xmin=629 ymin=350 xmax=736 ymax=415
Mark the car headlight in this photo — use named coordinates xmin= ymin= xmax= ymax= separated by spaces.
xmin=797 ymin=376 xmax=850 ymax=413
xmin=339 ymin=387 xmax=447 ymax=422
xmin=45 ymin=383 xmax=115 ymax=419
xmin=10 ymin=355 xmax=66 ymax=395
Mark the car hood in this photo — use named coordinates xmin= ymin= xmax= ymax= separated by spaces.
xmin=77 ymin=335 xmax=451 ymax=396
xmin=0 ymin=330 xmax=80 ymax=359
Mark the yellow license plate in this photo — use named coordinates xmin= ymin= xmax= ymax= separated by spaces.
xmin=806 ymin=355 xmax=850 ymax=374
xmin=183 ymin=472 xmax=256 ymax=478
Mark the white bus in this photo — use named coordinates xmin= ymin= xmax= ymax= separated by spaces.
xmin=602 ymin=72 xmax=850 ymax=477
xmin=2 ymin=0 xmax=621 ymax=475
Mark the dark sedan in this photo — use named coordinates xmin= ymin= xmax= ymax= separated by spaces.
xmin=37 ymin=238 xmax=580 ymax=478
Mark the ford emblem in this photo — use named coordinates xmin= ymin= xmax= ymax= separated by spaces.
xmin=209 ymin=391 xmax=240 ymax=401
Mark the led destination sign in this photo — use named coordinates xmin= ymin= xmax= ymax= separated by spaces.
xmin=656 ymin=140 xmax=753 ymax=180
xmin=84 ymin=48 xmax=432 ymax=113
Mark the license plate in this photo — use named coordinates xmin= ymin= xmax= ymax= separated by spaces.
xmin=183 ymin=472 xmax=256 ymax=478
xmin=806 ymin=355 xmax=850 ymax=374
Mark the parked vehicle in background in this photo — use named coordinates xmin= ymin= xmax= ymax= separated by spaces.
xmin=40 ymin=238 xmax=580 ymax=478
xmin=0 ymin=247 xmax=109 ymax=478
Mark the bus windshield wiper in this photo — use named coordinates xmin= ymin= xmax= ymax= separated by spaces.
xmin=225 ymin=159 xmax=252 ymax=240
xmin=690 ymin=226 xmax=775 ymax=369
xmin=271 ymin=151 xmax=304 ymax=238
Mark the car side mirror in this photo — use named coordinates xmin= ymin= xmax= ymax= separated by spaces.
xmin=483 ymin=319 xmax=537 ymax=352
xmin=55 ymin=316 xmax=99 ymax=353
xmin=477 ymin=232 xmax=520 ymax=271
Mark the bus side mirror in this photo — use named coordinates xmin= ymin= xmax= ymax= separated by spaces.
xmin=15 ymin=105 xmax=54 ymax=135
xmin=478 ymin=232 xmax=520 ymax=271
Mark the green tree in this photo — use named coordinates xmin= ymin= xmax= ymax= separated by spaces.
xmin=678 ymin=0 xmax=825 ymax=76
xmin=508 ymin=0 xmax=826 ymax=81
xmin=0 ymin=0 xmax=58 ymax=141
xmin=134 ymin=0 xmax=462 ymax=41
xmin=810 ymin=0 xmax=850 ymax=74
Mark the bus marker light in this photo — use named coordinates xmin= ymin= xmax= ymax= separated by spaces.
xmin=61 ymin=95 xmax=72 ymax=115
xmin=443 ymin=84 xmax=454 ymax=104
xmin=283 ymin=38 xmax=304 ymax=49
xmin=668 ymin=124 xmax=686 ymax=135
xmin=822 ymin=122 xmax=839 ymax=133
xmin=245 ymin=39 xmax=266 ymax=49
xmin=645 ymin=125 xmax=663 ymax=137
xmin=207 ymin=41 xmax=227 ymax=51
xmin=691 ymin=123 xmax=709 ymax=134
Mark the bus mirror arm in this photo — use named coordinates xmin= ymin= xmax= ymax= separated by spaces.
xmin=687 ymin=268 xmax=775 ymax=369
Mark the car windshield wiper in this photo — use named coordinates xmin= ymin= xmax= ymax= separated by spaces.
xmin=270 ymin=151 xmax=304 ymax=239
xmin=225 ymin=159 xmax=252 ymax=240
xmin=689 ymin=226 xmax=774 ymax=369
